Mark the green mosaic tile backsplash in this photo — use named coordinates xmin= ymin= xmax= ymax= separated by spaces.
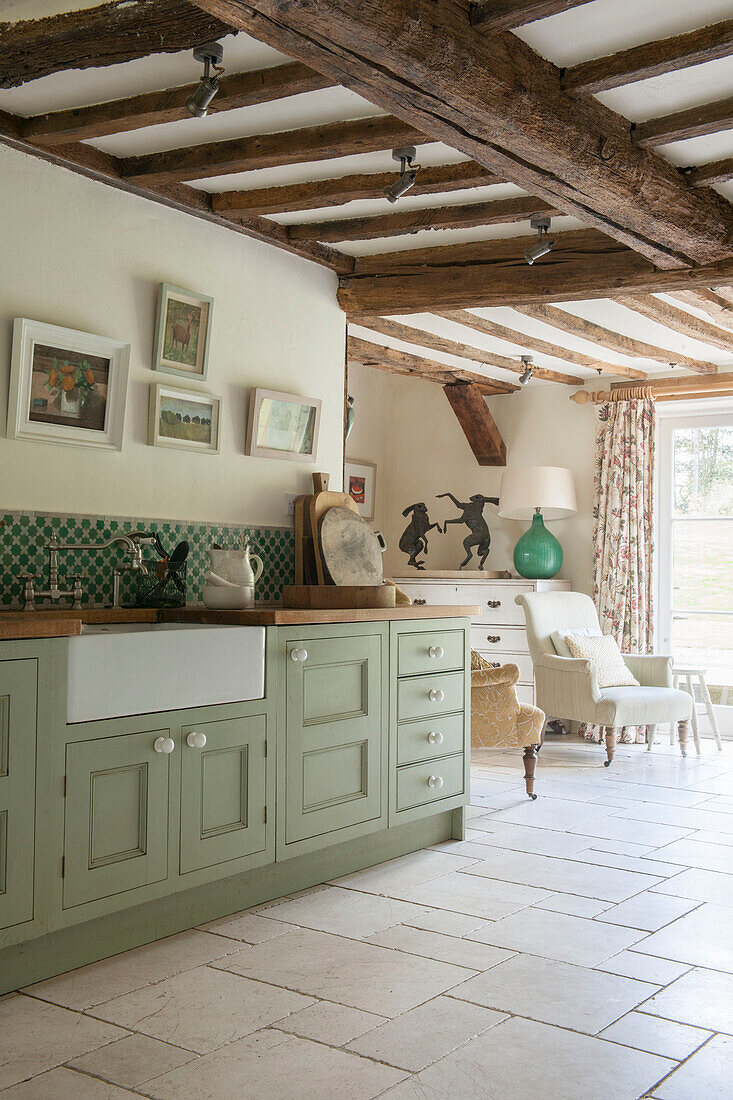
xmin=0 ymin=509 xmax=294 ymax=608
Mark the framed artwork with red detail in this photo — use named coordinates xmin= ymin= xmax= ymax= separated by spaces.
xmin=344 ymin=458 xmax=377 ymax=520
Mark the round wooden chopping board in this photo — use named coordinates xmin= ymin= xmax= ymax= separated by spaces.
xmin=320 ymin=506 xmax=384 ymax=586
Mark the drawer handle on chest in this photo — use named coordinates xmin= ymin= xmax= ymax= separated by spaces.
xmin=486 ymin=635 xmax=501 ymax=644
xmin=428 ymin=775 xmax=444 ymax=790
xmin=428 ymin=645 xmax=444 ymax=659
xmin=488 ymin=661 xmax=501 ymax=668
xmin=414 ymin=598 xmax=426 ymax=605
xmin=428 ymin=688 xmax=445 ymax=703
xmin=487 ymin=600 xmax=501 ymax=609
xmin=154 ymin=736 xmax=175 ymax=754
xmin=427 ymin=731 xmax=444 ymax=745
xmin=290 ymin=647 xmax=308 ymax=662
xmin=186 ymin=731 xmax=207 ymax=749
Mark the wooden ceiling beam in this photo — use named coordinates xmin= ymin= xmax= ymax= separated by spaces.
xmin=563 ymin=18 xmax=733 ymax=96
xmin=120 ymin=115 xmax=425 ymax=186
xmin=436 ymin=308 xmax=648 ymax=379
xmin=668 ymin=289 xmax=733 ymax=330
xmin=347 ymin=335 xmax=518 ymax=393
xmin=685 ymin=157 xmax=733 ymax=188
xmin=213 ymin=162 xmax=500 ymax=216
xmin=614 ymin=294 xmax=733 ymax=354
xmin=288 ymin=196 xmax=558 ymax=244
xmin=633 ymin=96 xmax=733 ymax=149
xmin=443 ymin=383 xmax=506 ymax=466
xmin=22 ymin=63 xmax=336 ymax=147
xmin=469 ymin=1 xmax=593 ymax=32
xmin=0 ymin=0 xmax=232 ymax=89
xmin=513 ymin=303 xmax=717 ymax=374
xmin=188 ymin=0 xmax=733 ymax=269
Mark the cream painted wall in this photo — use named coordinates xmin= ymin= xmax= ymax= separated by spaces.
xmin=347 ymin=363 xmax=596 ymax=595
xmin=0 ymin=146 xmax=346 ymax=526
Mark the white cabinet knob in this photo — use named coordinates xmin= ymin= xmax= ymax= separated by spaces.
xmin=428 ymin=645 xmax=444 ymax=660
xmin=290 ymin=648 xmax=308 ymax=662
xmin=154 ymin=736 xmax=175 ymax=754
xmin=428 ymin=688 xmax=445 ymax=703
xmin=187 ymin=731 xmax=207 ymax=749
xmin=428 ymin=775 xmax=444 ymax=790
xmin=428 ymin=731 xmax=444 ymax=745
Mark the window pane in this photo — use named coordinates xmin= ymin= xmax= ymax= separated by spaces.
xmin=673 ymin=425 xmax=733 ymax=517
xmin=672 ymin=520 xmax=733 ymax=613
xmin=672 ymin=615 xmax=733 ymax=706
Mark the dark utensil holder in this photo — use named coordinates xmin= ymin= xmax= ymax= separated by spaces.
xmin=135 ymin=561 xmax=187 ymax=608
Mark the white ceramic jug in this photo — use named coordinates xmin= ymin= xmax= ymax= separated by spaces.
xmin=206 ymin=542 xmax=264 ymax=589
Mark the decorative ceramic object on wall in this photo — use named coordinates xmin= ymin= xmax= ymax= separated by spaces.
xmin=438 ymin=491 xmax=500 ymax=569
xmin=344 ymin=458 xmax=377 ymax=520
xmin=246 ymin=387 xmax=322 ymax=463
xmin=399 ymin=502 xmax=440 ymax=570
xmin=153 ymin=283 xmax=213 ymax=380
xmin=148 ymin=383 xmax=221 ymax=453
xmin=345 ymin=394 xmax=355 ymax=440
xmin=7 ymin=318 xmax=130 ymax=450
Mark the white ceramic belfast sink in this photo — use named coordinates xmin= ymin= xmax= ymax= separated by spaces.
xmin=67 ymin=622 xmax=265 ymax=722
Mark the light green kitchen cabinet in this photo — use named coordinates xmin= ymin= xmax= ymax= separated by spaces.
xmin=180 ymin=715 xmax=268 ymax=874
xmin=63 ymin=727 xmax=172 ymax=909
xmin=0 ymin=659 xmax=37 ymax=931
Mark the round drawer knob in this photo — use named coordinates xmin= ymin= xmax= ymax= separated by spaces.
xmin=428 ymin=731 xmax=444 ymax=745
xmin=428 ymin=645 xmax=444 ymax=659
xmin=428 ymin=775 xmax=444 ymax=790
xmin=154 ymin=736 xmax=175 ymax=754
xmin=290 ymin=648 xmax=308 ymax=662
xmin=187 ymin=731 xmax=207 ymax=749
xmin=428 ymin=688 xmax=445 ymax=703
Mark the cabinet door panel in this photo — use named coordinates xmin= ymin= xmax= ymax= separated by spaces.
xmin=0 ymin=660 xmax=37 ymax=931
xmin=180 ymin=716 xmax=267 ymax=874
xmin=63 ymin=730 xmax=170 ymax=909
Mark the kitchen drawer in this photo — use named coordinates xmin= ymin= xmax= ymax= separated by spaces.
xmin=516 ymin=683 xmax=536 ymax=706
xmin=459 ymin=584 xmax=532 ymax=625
xmin=471 ymin=625 xmax=529 ymax=654
xmin=396 ymin=712 xmax=465 ymax=766
xmin=397 ymin=629 xmax=464 ymax=677
xmin=396 ymin=754 xmax=465 ymax=812
xmin=397 ymin=671 xmax=464 ymax=722
xmin=473 ymin=649 xmax=534 ymax=682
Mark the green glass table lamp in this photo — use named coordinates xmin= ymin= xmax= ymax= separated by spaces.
xmin=498 ymin=466 xmax=577 ymax=579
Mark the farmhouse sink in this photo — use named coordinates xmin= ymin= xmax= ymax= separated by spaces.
xmin=67 ymin=622 xmax=265 ymax=722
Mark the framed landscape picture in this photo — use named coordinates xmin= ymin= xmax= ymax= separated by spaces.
xmin=149 ymin=383 xmax=221 ymax=454
xmin=246 ymin=388 xmax=321 ymax=463
xmin=6 ymin=318 xmax=130 ymax=450
xmin=344 ymin=458 xmax=377 ymax=520
xmin=153 ymin=283 xmax=213 ymax=380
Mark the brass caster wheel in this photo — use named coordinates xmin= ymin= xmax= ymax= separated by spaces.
xmin=603 ymin=760 xmax=612 ymax=767
xmin=681 ymin=750 xmax=687 ymax=758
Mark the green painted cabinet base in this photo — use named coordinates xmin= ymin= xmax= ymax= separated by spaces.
xmin=0 ymin=659 xmax=38 ymax=931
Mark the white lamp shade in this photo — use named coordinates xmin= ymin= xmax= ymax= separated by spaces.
xmin=498 ymin=466 xmax=577 ymax=521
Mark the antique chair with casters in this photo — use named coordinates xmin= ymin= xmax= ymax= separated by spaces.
xmin=515 ymin=591 xmax=694 ymax=765
xmin=470 ymin=653 xmax=545 ymax=799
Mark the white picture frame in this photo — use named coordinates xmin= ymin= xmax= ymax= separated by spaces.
xmin=6 ymin=317 xmax=130 ymax=451
xmin=152 ymin=282 xmax=213 ymax=381
xmin=148 ymin=383 xmax=221 ymax=454
xmin=344 ymin=458 xmax=377 ymax=520
xmin=246 ymin=387 xmax=322 ymax=463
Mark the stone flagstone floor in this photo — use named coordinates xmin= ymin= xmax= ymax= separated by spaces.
xmin=1 ymin=735 xmax=732 ymax=1099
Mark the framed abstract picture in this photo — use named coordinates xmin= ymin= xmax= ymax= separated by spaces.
xmin=246 ymin=388 xmax=321 ymax=463
xmin=6 ymin=318 xmax=130 ymax=450
xmin=153 ymin=283 xmax=213 ymax=380
xmin=148 ymin=383 xmax=221 ymax=454
xmin=344 ymin=458 xmax=377 ymax=520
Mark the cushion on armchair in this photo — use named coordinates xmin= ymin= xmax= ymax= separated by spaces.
xmin=551 ymin=626 xmax=601 ymax=657
xmin=564 ymin=634 xmax=640 ymax=688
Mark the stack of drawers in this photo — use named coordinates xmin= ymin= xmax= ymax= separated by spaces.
xmin=393 ymin=578 xmax=571 ymax=706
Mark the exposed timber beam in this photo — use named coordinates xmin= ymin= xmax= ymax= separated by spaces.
xmin=347 ymin=336 xmax=518 ymax=393
xmin=513 ymin=304 xmax=717 ymax=374
xmin=0 ymin=0 xmax=232 ymax=89
xmin=685 ymin=158 xmax=733 ymax=188
xmin=469 ymin=1 xmax=593 ymax=32
xmin=120 ymin=115 xmax=425 ymax=187
xmin=436 ymin=309 xmax=647 ymax=379
xmin=563 ymin=19 xmax=733 ymax=96
xmin=188 ymin=0 xmax=733 ymax=269
xmin=615 ymin=294 xmax=733 ymax=354
xmin=443 ymin=383 xmax=506 ymax=466
xmin=353 ymin=316 xmax=583 ymax=384
xmin=288 ymin=196 xmax=558 ymax=244
xmin=669 ymin=289 xmax=733 ymax=330
xmin=213 ymin=162 xmax=500 ymax=216
xmin=22 ymin=63 xmax=336 ymax=147
xmin=633 ymin=96 xmax=733 ymax=149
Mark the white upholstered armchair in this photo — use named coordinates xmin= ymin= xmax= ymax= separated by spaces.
xmin=516 ymin=591 xmax=693 ymax=766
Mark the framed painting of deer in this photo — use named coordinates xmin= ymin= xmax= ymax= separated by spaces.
xmin=153 ymin=283 xmax=213 ymax=380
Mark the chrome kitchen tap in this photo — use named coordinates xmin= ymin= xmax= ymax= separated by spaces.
xmin=18 ymin=532 xmax=157 ymax=610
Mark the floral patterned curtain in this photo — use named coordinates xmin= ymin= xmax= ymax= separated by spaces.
xmin=581 ymin=396 xmax=656 ymax=744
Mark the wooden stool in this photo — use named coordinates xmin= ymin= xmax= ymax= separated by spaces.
xmin=668 ymin=665 xmax=723 ymax=754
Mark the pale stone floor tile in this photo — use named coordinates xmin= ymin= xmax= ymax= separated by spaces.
xmin=690 ymin=827 xmax=733 ymax=846
xmin=197 ymin=912 xmax=297 ymax=943
xmin=534 ymin=892 xmax=612 ymax=917
xmin=588 ymin=837 xmax=659 ymax=856
xmin=330 ymin=850 xmax=477 ymax=895
xmin=346 ymin=994 xmax=507 ymax=1072
xmin=402 ymin=908 xmax=489 ymax=937
xmin=652 ymin=1033 xmax=733 ymax=1100
xmin=599 ymin=1010 xmax=712 ymax=1060
xmin=644 ymin=967 xmax=733 ymax=1033
xmin=596 ymin=951 xmax=691 ymax=986
xmin=572 ymin=848 xmax=685 ymax=878
xmin=651 ymin=866 xmax=733 ymax=905
xmin=388 ymin=869 xmax=552 ymax=919
xmin=67 ymin=1034 xmax=196 ymax=1088
xmin=273 ymin=1000 xmax=386 ymax=1046
xmin=260 ymin=885 xmax=433 ymax=939
xmin=450 ymin=952 xmax=657 ymax=1034
xmin=0 ymin=1066 xmax=139 ymax=1098
xmin=638 ymin=903 xmax=733 ymax=972
xmin=379 ymin=1016 xmax=674 ymax=1100
xmin=615 ymin=800 xmax=733 ymax=834
xmin=0 ymin=994 xmax=126 ymax=1090
xmin=651 ymin=838 xmax=733 ymax=875
xmin=597 ymin=783 xmax=713 ymax=809
xmin=427 ymin=838 xmax=505 ymax=860
xmin=566 ymin=815 xmax=693 ymax=848
xmin=461 ymin=848 xmax=662 ymax=902
xmin=463 ymin=819 xmax=594 ymax=856
xmin=481 ymin=794 xmax=616 ymax=831
xmin=467 ymin=906 xmax=645 ymax=967
xmin=365 ymin=924 xmax=514 ymax=971
xmin=90 ymin=965 xmax=313 ymax=1054
xmin=596 ymin=893 xmax=701 ymax=932
xmin=142 ymin=1028 xmax=406 ymax=1100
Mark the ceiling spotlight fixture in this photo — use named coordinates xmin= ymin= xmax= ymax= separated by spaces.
xmin=519 ymin=355 xmax=534 ymax=385
xmin=186 ymin=41 xmax=225 ymax=118
xmin=384 ymin=146 xmax=420 ymax=203
xmin=524 ymin=216 xmax=554 ymax=265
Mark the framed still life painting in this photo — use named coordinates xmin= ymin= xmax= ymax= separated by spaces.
xmin=6 ymin=318 xmax=130 ymax=450
xmin=344 ymin=458 xmax=377 ymax=520
xmin=246 ymin=388 xmax=321 ymax=463
xmin=153 ymin=283 xmax=213 ymax=380
xmin=148 ymin=383 xmax=221 ymax=454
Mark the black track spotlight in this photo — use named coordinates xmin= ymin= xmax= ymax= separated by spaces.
xmin=519 ymin=356 xmax=534 ymax=385
xmin=524 ymin=216 xmax=554 ymax=265
xmin=186 ymin=41 xmax=225 ymax=118
xmin=384 ymin=146 xmax=419 ymax=203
